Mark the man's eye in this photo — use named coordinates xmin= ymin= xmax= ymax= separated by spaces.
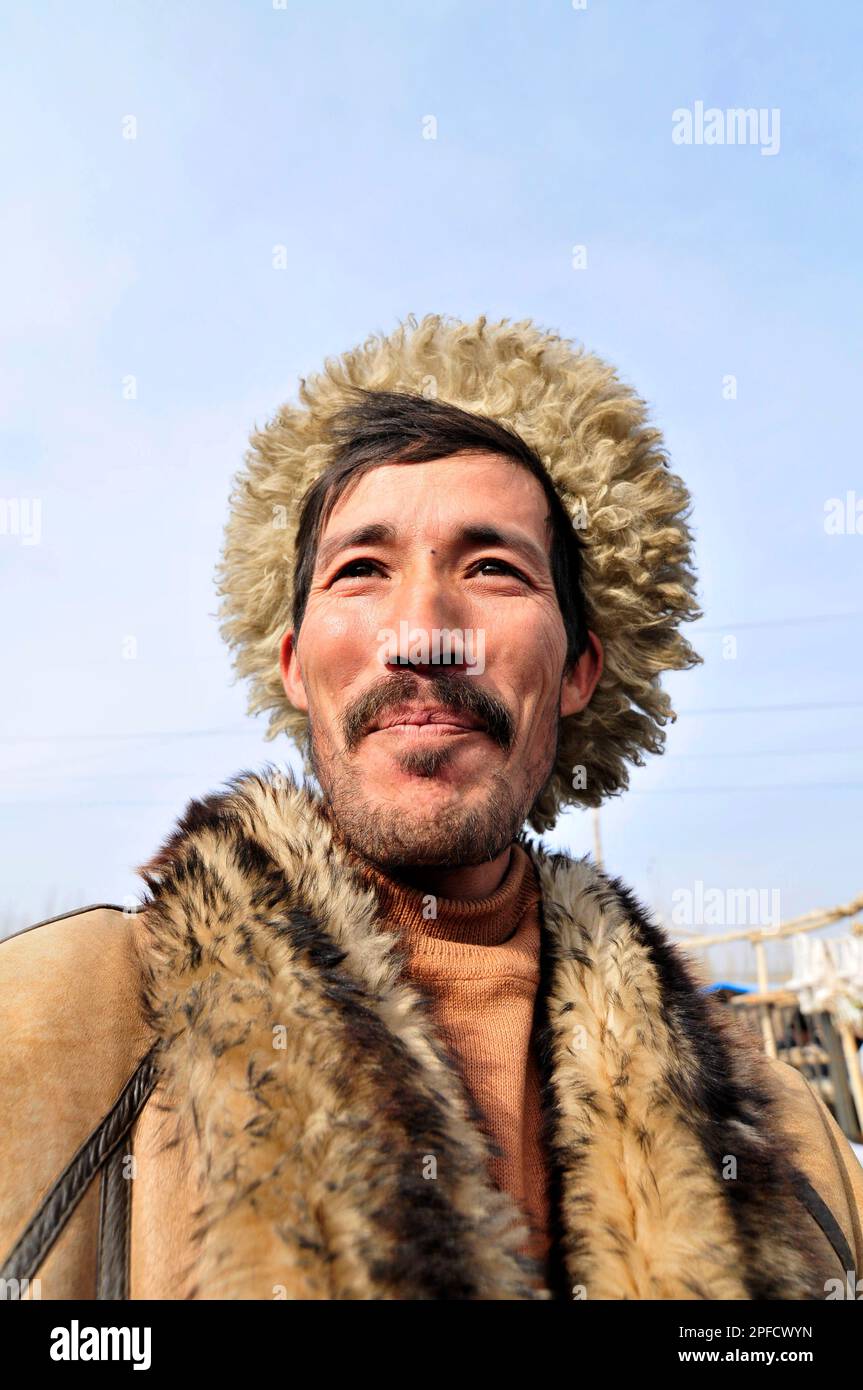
xmin=330 ymin=557 xmax=527 ymax=583
xmin=331 ymin=559 xmax=382 ymax=582
xmin=472 ymin=558 xmax=527 ymax=580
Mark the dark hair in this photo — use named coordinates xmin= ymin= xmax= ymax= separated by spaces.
xmin=291 ymin=388 xmax=589 ymax=668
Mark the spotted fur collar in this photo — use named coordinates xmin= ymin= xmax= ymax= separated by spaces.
xmin=135 ymin=769 xmax=835 ymax=1299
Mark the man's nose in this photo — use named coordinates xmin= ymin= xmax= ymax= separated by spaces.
xmin=378 ymin=568 xmax=472 ymax=668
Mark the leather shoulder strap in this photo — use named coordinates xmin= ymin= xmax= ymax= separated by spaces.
xmin=1 ymin=903 xmax=134 ymax=945
xmin=96 ymin=1143 xmax=135 ymax=1300
xmin=0 ymin=1047 xmax=159 ymax=1292
xmin=796 ymin=1174 xmax=856 ymax=1277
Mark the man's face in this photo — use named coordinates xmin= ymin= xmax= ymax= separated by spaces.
xmin=281 ymin=450 xmax=602 ymax=867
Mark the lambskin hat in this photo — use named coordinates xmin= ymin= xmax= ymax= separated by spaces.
xmin=217 ymin=312 xmax=701 ymax=832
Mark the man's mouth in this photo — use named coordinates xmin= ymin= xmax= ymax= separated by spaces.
xmin=367 ymin=704 xmax=488 ymax=736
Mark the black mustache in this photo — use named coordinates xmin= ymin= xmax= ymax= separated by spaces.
xmin=341 ymin=670 xmax=515 ymax=752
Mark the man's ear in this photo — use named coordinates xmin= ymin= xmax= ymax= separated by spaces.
xmin=279 ymin=629 xmax=309 ymax=712
xmin=560 ymin=630 xmax=603 ymax=718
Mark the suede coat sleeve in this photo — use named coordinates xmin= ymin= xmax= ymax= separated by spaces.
xmin=765 ymin=1055 xmax=863 ymax=1283
xmin=1 ymin=908 xmax=862 ymax=1299
xmin=0 ymin=908 xmax=153 ymax=1298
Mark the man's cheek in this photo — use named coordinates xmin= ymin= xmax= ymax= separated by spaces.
xmin=319 ymin=611 xmax=351 ymax=640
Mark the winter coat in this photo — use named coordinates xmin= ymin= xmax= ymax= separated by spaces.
xmin=1 ymin=771 xmax=861 ymax=1300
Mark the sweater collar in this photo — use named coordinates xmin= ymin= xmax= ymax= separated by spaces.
xmin=351 ymin=841 xmax=541 ymax=947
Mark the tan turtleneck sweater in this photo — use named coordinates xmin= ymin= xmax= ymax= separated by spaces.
xmin=357 ymin=842 xmax=551 ymax=1276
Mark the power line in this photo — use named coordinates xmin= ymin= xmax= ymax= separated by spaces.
xmin=4 ymin=686 xmax=854 ymax=743
xmin=693 ymin=611 xmax=863 ymax=633
xmin=629 ymin=782 xmax=863 ymax=794
xmin=0 ymin=727 xmax=252 ymax=745
xmin=7 ymin=748 xmax=862 ymax=795
xmin=1 ymin=782 xmax=861 ymax=810
xmin=678 ymin=699 xmax=863 ymax=716
xmin=667 ymin=746 xmax=863 ymax=759
xmin=2 ymin=696 xmax=863 ymax=747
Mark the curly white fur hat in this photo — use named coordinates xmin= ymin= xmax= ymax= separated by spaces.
xmin=217 ymin=312 xmax=702 ymax=831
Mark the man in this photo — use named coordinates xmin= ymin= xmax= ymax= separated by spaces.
xmin=1 ymin=313 xmax=861 ymax=1301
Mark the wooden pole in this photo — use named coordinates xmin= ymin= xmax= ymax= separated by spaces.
xmin=753 ymin=939 xmax=777 ymax=1058
xmin=837 ymin=1019 xmax=863 ymax=1139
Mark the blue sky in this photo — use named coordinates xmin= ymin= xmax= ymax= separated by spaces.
xmin=1 ymin=0 xmax=861 ymax=974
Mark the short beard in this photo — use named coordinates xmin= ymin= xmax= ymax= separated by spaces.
xmin=305 ymin=671 xmax=562 ymax=870
xmin=314 ymin=752 xmax=527 ymax=868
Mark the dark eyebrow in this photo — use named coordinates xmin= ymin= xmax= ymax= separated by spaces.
xmin=314 ymin=520 xmax=550 ymax=576
xmin=315 ymin=523 xmax=399 ymax=574
xmin=457 ymin=524 xmax=550 ymax=573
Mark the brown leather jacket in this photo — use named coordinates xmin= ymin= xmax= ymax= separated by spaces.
xmin=2 ymin=774 xmax=862 ymax=1300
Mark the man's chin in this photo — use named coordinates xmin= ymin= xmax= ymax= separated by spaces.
xmin=324 ymin=773 xmax=523 ymax=870
xmin=359 ymin=730 xmax=494 ymax=789
xmin=365 ymin=773 xmax=481 ymax=813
